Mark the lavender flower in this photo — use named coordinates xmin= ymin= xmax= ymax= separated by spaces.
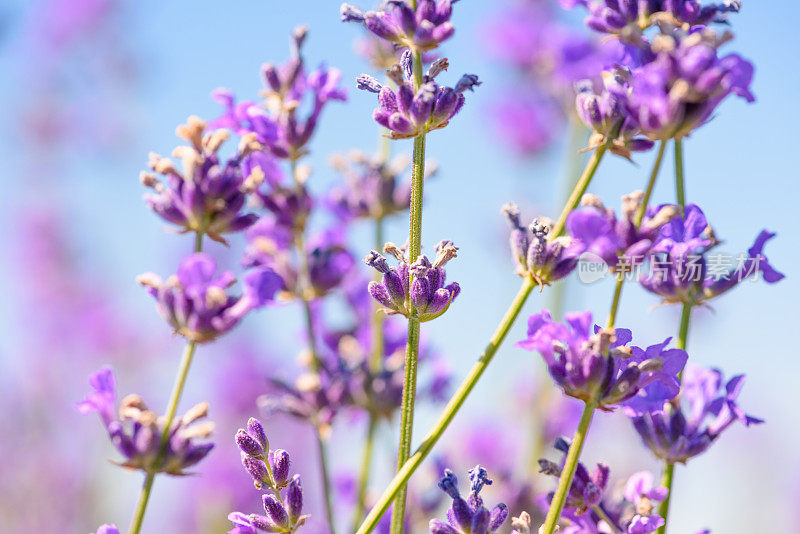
xmin=624 ymin=471 xmax=668 ymax=533
xmin=502 ymin=203 xmax=580 ymax=286
xmin=357 ymin=52 xmax=480 ymax=139
xmin=562 ymin=0 xmax=741 ymax=36
xmin=140 ymin=116 xmax=264 ymax=244
xmin=516 ymin=310 xmax=686 ymax=410
xmin=229 ymin=418 xmax=308 ymax=533
xmin=78 ymin=366 xmax=214 ymax=475
xmin=566 ymin=192 xmax=679 ymax=271
xmin=137 ymin=253 xmax=281 ymax=343
xmin=327 ymin=151 xmax=436 ymax=221
xmin=626 ymin=27 xmax=754 ymax=140
xmin=364 ymin=240 xmax=460 ymax=322
xmin=342 ymin=0 xmax=460 ymax=51
xmin=639 ymin=204 xmax=784 ymax=305
xmin=92 ymin=526 xmax=120 ymax=534
xmin=540 ymin=438 xmax=610 ymax=514
xmin=575 ymin=68 xmax=655 ymax=159
xmin=429 ymin=466 xmax=509 ymax=534
xmin=210 ymin=27 xmax=347 ymax=160
xmin=630 ymin=365 xmax=763 ymax=463
xmin=243 ymin=221 xmax=355 ymax=300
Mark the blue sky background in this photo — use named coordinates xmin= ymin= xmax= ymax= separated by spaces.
xmin=1 ymin=1 xmax=798 ymax=532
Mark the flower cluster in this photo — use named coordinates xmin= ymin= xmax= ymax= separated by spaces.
xmin=140 ymin=116 xmax=264 ymax=244
xmin=517 ymin=310 xmax=687 ymax=412
xmin=78 ymin=367 xmax=214 ymax=475
xmin=639 ymin=204 xmax=784 ymax=305
xmin=357 ymin=51 xmax=480 ymax=139
xmin=229 ymin=418 xmax=308 ymax=533
xmin=210 ymin=26 xmax=347 ymax=161
xmin=327 ymin=151 xmax=436 ymax=221
xmin=567 ymin=192 xmax=679 ymax=271
xmin=341 ymin=0 xmax=460 ymax=51
xmin=365 ymin=240 xmax=461 ymax=322
xmin=502 ymin=203 xmax=580 ymax=286
xmin=430 ymin=466 xmax=509 ymax=534
xmin=539 ymin=438 xmax=610 ymax=514
xmin=137 ymin=253 xmax=281 ymax=343
xmin=630 ymin=365 xmax=763 ymax=463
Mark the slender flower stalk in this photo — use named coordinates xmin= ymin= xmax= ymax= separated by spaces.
xmin=355 ymin=276 xmax=536 ymax=534
xmin=128 ymin=234 xmax=204 ymax=534
xmin=674 ymin=139 xmax=686 ymax=210
xmin=656 ymin=301 xmax=694 ymax=534
xmin=390 ymin=45 xmax=427 ymax=534
xmin=539 ymin=142 xmax=668 ymax=533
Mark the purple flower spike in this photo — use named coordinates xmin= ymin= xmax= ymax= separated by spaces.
xmin=540 ymin=440 xmax=610 ymax=515
xmin=141 ymin=117 xmax=265 ymax=244
xmin=209 ymin=27 xmax=346 ymax=161
xmin=229 ymin=419 xmax=309 ymax=533
xmin=567 ymin=192 xmax=680 ymax=272
xmin=501 ymin=203 xmax=581 ymax=286
xmin=639 ymin=204 xmax=784 ymax=305
xmin=92 ymin=525 xmax=120 ymax=534
xmin=343 ymin=0 xmax=459 ymax=51
xmin=360 ymin=55 xmax=478 ymax=139
xmin=575 ymin=69 xmax=654 ymax=159
xmin=430 ymin=466 xmax=508 ymax=534
xmin=630 ymin=364 xmax=763 ymax=463
xmin=627 ymin=28 xmax=755 ymax=140
xmin=517 ymin=310 xmax=684 ymax=409
xmin=138 ymin=253 xmax=280 ymax=343
xmin=364 ymin=240 xmax=460 ymax=322
xmin=78 ymin=367 xmax=214 ymax=475
xmin=327 ymin=151 xmax=436 ymax=221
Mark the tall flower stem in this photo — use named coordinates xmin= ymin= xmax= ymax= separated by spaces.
xmin=674 ymin=139 xmax=685 ymax=209
xmin=390 ymin=45 xmax=427 ymax=534
xmin=356 ymin=277 xmax=536 ymax=534
xmin=656 ymin=301 xmax=692 ymax=534
xmin=540 ymin=399 xmax=598 ymax=534
xmin=353 ymin=416 xmax=378 ymax=527
xmin=128 ymin=233 xmax=204 ymax=534
xmin=636 ymin=140 xmax=667 ymax=227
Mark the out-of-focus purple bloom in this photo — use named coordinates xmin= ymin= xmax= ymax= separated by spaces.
xmin=429 ymin=466 xmax=508 ymax=534
xmin=539 ymin=438 xmax=610 ymax=514
xmin=258 ymin=367 xmax=349 ymax=437
xmin=342 ymin=0 xmax=459 ymax=51
xmin=243 ymin=221 xmax=355 ymax=300
xmin=627 ymin=28 xmax=754 ymax=140
xmin=229 ymin=418 xmax=308 ymax=533
xmin=630 ymin=364 xmax=763 ymax=463
xmin=92 ymin=525 xmax=120 ymax=534
xmin=517 ymin=310 xmax=685 ymax=409
xmin=357 ymin=52 xmax=479 ymax=139
xmin=563 ymin=0 xmax=741 ymax=36
xmin=365 ymin=240 xmax=460 ymax=322
xmin=78 ymin=367 xmax=214 ymax=475
xmin=575 ymin=69 xmax=655 ymax=159
xmin=639 ymin=204 xmax=784 ymax=305
xmin=327 ymin=151 xmax=436 ymax=221
xmin=210 ymin=27 xmax=347 ymax=160
xmin=566 ymin=192 xmax=679 ymax=271
xmin=624 ymin=471 xmax=668 ymax=516
xmin=490 ymin=91 xmax=563 ymax=155
xmin=138 ymin=253 xmax=281 ymax=343
xmin=502 ymin=203 xmax=581 ymax=286
xmin=140 ymin=117 xmax=264 ymax=244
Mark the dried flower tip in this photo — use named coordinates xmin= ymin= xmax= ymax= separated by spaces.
xmin=357 ymin=74 xmax=383 ymax=93
xmin=175 ymin=115 xmax=206 ymax=150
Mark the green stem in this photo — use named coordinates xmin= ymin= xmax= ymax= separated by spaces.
xmin=129 ymin=340 xmax=197 ymax=534
xmin=315 ymin=431 xmax=337 ymax=534
xmin=540 ymin=400 xmax=598 ymax=534
xmin=593 ymin=505 xmax=621 ymax=533
xmin=656 ymin=302 xmax=692 ymax=534
xmin=635 ymin=140 xmax=667 ymax=227
xmin=353 ymin=416 xmax=378 ymax=528
xmin=674 ymin=139 xmax=685 ymax=210
xmin=356 ymin=277 xmax=536 ymax=534
xmin=371 ymin=217 xmax=386 ymax=373
xmin=607 ymin=275 xmax=625 ymax=329
xmin=390 ymin=47 xmax=427 ymax=534
xmin=551 ymin=141 xmax=610 ymax=238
